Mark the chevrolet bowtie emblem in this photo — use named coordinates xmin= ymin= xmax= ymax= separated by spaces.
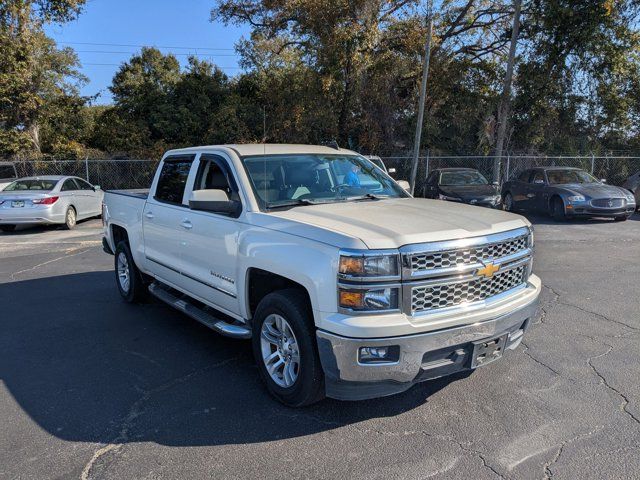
xmin=477 ymin=262 xmax=500 ymax=278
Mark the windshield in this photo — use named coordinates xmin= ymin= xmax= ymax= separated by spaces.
xmin=3 ymin=179 xmax=58 ymax=191
xmin=0 ymin=165 xmax=16 ymax=179
xmin=439 ymin=170 xmax=488 ymax=186
xmin=547 ymin=170 xmax=598 ymax=185
xmin=242 ymin=154 xmax=408 ymax=208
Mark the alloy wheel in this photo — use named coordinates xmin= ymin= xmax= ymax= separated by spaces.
xmin=117 ymin=252 xmax=130 ymax=293
xmin=260 ymin=314 xmax=300 ymax=388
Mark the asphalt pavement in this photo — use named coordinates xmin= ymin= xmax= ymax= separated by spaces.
xmin=0 ymin=215 xmax=639 ymax=479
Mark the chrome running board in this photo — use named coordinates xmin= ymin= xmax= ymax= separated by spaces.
xmin=148 ymin=282 xmax=251 ymax=339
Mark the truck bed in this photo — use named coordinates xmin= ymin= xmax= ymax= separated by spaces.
xmin=105 ymin=189 xmax=150 ymax=199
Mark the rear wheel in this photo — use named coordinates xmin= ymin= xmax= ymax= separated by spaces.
xmin=550 ymin=197 xmax=566 ymax=221
xmin=114 ymin=241 xmax=148 ymax=303
xmin=252 ymin=289 xmax=325 ymax=407
xmin=64 ymin=206 xmax=77 ymax=230
xmin=0 ymin=225 xmax=16 ymax=232
xmin=503 ymin=192 xmax=514 ymax=212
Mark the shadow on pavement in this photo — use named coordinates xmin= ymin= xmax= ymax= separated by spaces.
xmin=0 ymin=271 xmax=469 ymax=447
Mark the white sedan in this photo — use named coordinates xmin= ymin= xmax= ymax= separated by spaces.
xmin=0 ymin=176 xmax=103 ymax=232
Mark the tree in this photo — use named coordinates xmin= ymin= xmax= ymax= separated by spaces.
xmin=0 ymin=0 xmax=87 ymax=157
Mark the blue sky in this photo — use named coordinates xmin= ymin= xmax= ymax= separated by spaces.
xmin=44 ymin=0 xmax=250 ymax=105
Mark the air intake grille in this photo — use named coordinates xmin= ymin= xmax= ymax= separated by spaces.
xmin=590 ymin=198 xmax=624 ymax=208
xmin=409 ymin=235 xmax=528 ymax=273
xmin=411 ymin=266 xmax=526 ymax=313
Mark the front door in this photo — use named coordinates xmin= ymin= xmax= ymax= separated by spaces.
xmin=524 ymin=170 xmax=547 ymax=211
xmin=178 ymin=154 xmax=242 ymax=316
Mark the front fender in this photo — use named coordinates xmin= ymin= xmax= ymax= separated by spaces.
xmin=236 ymin=226 xmax=340 ymax=322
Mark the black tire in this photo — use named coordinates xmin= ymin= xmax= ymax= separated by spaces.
xmin=503 ymin=192 xmax=514 ymax=212
xmin=64 ymin=206 xmax=77 ymax=230
xmin=114 ymin=241 xmax=148 ymax=303
xmin=614 ymin=215 xmax=630 ymax=222
xmin=252 ymin=288 xmax=325 ymax=407
xmin=0 ymin=224 xmax=16 ymax=232
xmin=550 ymin=197 xmax=566 ymax=221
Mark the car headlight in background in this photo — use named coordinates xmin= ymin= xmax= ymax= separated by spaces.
xmin=438 ymin=194 xmax=461 ymax=202
xmin=339 ymin=286 xmax=400 ymax=311
xmin=339 ymin=252 xmax=400 ymax=279
xmin=567 ymin=195 xmax=585 ymax=202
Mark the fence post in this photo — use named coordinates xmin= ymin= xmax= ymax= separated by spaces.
xmin=506 ymin=154 xmax=510 ymax=182
xmin=84 ymin=156 xmax=90 ymax=182
xmin=590 ymin=153 xmax=595 ymax=174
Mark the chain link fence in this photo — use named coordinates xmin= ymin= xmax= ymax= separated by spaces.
xmin=380 ymin=155 xmax=640 ymax=196
xmin=6 ymin=155 xmax=640 ymax=195
xmin=12 ymin=159 xmax=158 ymax=190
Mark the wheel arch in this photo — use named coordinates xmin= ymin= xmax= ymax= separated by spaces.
xmin=245 ymin=268 xmax=313 ymax=322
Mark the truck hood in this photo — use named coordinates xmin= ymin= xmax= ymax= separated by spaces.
xmin=266 ymin=197 xmax=529 ymax=249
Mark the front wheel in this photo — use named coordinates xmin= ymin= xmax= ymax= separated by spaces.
xmin=503 ymin=192 xmax=514 ymax=211
xmin=550 ymin=197 xmax=566 ymax=221
xmin=252 ymin=289 xmax=325 ymax=407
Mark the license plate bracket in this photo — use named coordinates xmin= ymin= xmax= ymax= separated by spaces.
xmin=11 ymin=200 xmax=24 ymax=208
xmin=471 ymin=333 xmax=508 ymax=368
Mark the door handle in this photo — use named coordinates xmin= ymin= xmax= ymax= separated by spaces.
xmin=145 ymin=212 xmax=154 ymax=219
xmin=180 ymin=219 xmax=193 ymax=230
xmin=526 ymin=193 xmax=535 ymax=198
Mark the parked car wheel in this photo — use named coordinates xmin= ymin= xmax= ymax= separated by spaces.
xmin=550 ymin=197 xmax=566 ymax=221
xmin=0 ymin=224 xmax=16 ymax=232
xmin=503 ymin=192 xmax=514 ymax=212
xmin=114 ymin=241 xmax=148 ymax=303
xmin=64 ymin=206 xmax=77 ymax=230
xmin=252 ymin=288 xmax=325 ymax=407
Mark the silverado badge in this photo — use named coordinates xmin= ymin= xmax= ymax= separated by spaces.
xmin=476 ymin=262 xmax=500 ymax=279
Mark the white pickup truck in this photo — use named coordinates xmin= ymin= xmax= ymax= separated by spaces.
xmin=102 ymin=144 xmax=541 ymax=406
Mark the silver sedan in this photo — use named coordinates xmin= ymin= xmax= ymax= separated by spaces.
xmin=0 ymin=176 xmax=104 ymax=232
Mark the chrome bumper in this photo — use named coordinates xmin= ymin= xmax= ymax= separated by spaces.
xmin=317 ymin=293 xmax=539 ymax=401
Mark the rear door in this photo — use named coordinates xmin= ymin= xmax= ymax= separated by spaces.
xmin=509 ymin=170 xmax=531 ymax=208
xmin=142 ymin=155 xmax=195 ymax=286
xmin=72 ymin=178 xmax=99 ymax=217
xmin=524 ymin=170 xmax=547 ymax=211
xmin=178 ymin=153 xmax=242 ymax=315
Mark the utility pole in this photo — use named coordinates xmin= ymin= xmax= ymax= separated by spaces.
xmin=409 ymin=0 xmax=433 ymax=196
xmin=493 ymin=0 xmax=522 ymax=184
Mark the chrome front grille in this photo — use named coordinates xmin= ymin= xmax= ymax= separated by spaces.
xmin=590 ymin=198 xmax=624 ymax=208
xmin=411 ymin=265 xmax=526 ymax=313
xmin=409 ymin=235 xmax=528 ymax=273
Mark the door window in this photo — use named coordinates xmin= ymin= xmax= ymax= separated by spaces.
xmin=75 ymin=178 xmax=94 ymax=190
xmin=61 ymin=179 xmax=78 ymax=191
xmin=154 ymin=156 xmax=194 ymax=205
xmin=530 ymin=171 xmax=545 ymax=184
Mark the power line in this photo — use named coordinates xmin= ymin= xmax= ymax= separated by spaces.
xmin=82 ymin=62 xmax=241 ymax=69
xmin=58 ymin=41 xmax=235 ymax=51
xmin=75 ymin=50 xmax=239 ymax=57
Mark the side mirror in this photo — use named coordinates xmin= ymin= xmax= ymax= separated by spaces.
xmin=189 ymin=189 xmax=240 ymax=215
xmin=396 ymin=180 xmax=411 ymax=192
xmin=600 ymin=178 xmax=607 ymax=183
xmin=388 ymin=167 xmax=396 ymax=174
xmin=534 ymin=179 xmax=544 ymax=184
xmin=93 ymin=185 xmax=101 ymax=191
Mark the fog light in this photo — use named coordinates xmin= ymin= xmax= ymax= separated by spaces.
xmin=359 ymin=345 xmax=400 ymax=364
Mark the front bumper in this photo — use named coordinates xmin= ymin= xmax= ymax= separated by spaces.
xmin=567 ymin=204 xmax=635 ymax=217
xmin=317 ymin=292 xmax=539 ymax=401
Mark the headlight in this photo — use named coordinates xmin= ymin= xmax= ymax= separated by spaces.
xmin=339 ymin=251 xmax=400 ymax=279
xmin=438 ymin=194 xmax=461 ymax=202
xmin=339 ymin=286 xmax=400 ymax=311
xmin=567 ymin=195 xmax=585 ymax=202
xmin=624 ymin=190 xmax=635 ymax=200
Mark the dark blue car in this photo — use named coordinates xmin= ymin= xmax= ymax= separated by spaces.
xmin=501 ymin=167 xmax=636 ymax=221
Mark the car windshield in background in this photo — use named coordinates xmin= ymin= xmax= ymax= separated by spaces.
xmin=547 ymin=170 xmax=598 ymax=185
xmin=440 ymin=171 xmax=488 ymax=186
xmin=3 ymin=179 xmax=58 ymax=191
xmin=242 ymin=154 xmax=408 ymax=208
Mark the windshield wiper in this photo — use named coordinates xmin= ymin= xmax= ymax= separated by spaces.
xmin=347 ymin=193 xmax=390 ymax=201
xmin=265 ymin=198 xmax=322 ymax=210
